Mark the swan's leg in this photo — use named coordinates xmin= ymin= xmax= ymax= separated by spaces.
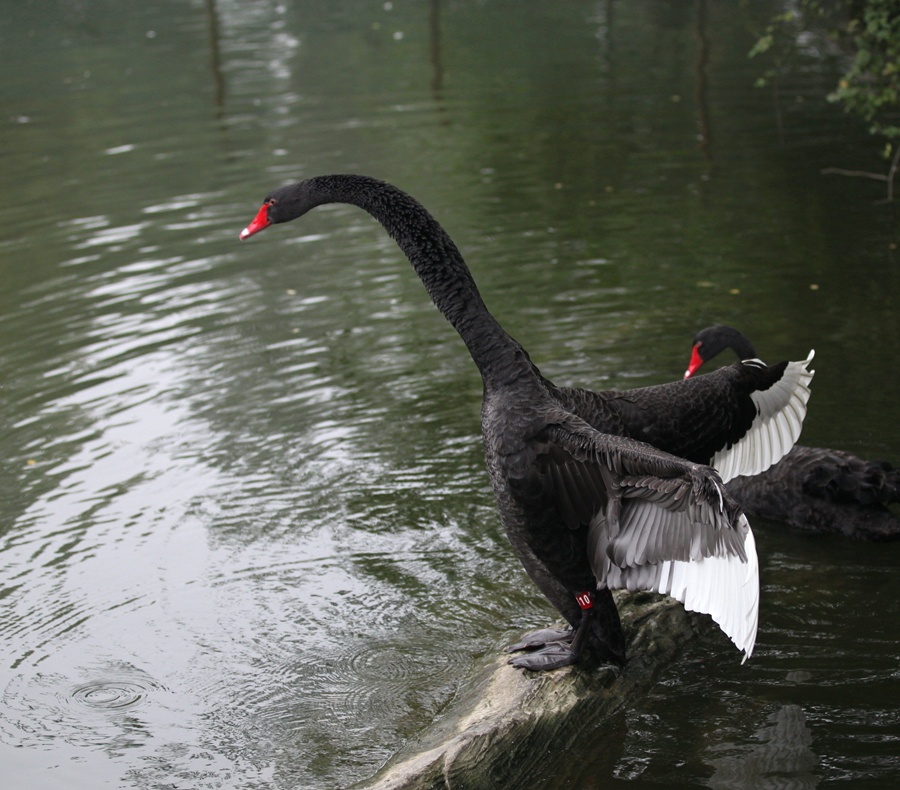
xmin=508 ymin=591 xmax=596 ymax=671
xmin=585 ymin=587 xmax=626 ymax=666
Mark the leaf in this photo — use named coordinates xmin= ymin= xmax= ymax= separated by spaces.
xmin=748 ymin=34 xmax=774 ymax=59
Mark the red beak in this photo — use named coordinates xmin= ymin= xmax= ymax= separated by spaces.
xmin=239 ymin=204 xmax=271 ymax=240
xmin=684 ymin=345 xmax=704 ymax=379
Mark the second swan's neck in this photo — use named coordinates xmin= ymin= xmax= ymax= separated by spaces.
xmin=305 ymin=175 xmax=533 ymax=386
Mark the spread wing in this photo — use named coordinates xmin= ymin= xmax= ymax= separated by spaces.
xmin=710 ymin=352 xmax=815 ymax=482
xmin=538 ymin=418 xmax=759 ymax=660
xmin=553 ymin=351 xmax=814 ymax=484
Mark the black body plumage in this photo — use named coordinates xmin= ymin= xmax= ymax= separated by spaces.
xmin=687 ymin=324 xmax=899 ymax=541
xmin=241 ymin=177 xmax=815 ymax=667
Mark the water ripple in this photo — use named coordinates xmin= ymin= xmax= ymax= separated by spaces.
xmin=68 ymin=673 xmax=165 ymax=712
xmin=1 ymin=662 xmax=171 ymax=750
xmin=317 ymin=635 xmax=466 ymax=726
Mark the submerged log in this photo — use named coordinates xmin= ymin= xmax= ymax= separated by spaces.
xmin=355 ymin=592 xmax=711 ymax=790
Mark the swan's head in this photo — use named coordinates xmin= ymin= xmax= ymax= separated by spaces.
xmin=239 ymin=181 xmax=317 ymax=240
xmin=684 ymin=325 xmax=757 ymax=379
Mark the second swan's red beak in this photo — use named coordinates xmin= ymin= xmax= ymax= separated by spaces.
xmin=240 ymin=204 xmax=271 ymax=240
xmin=684 ymin=345 xmax=704 ymax=379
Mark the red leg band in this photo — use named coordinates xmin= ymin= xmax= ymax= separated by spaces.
xmin=575 ymin=591 xmax=593 ymax=610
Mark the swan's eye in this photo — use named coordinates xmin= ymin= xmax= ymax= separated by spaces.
xmin=266 ymin=198 xmax=278 ymax=206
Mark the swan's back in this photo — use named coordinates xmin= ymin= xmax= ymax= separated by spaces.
xmin=726 ymin=446 xmax=900 ymax=541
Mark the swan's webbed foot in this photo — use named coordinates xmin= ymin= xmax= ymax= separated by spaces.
xmin=504 ymin=626 xmax=574 ymax=654
xmin=508 ymin=641 xmax=580 ymax=671
xmin=508 ymin=590 xmax=596 ymax=672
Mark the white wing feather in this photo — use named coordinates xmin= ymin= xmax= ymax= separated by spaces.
xmin=657 ymin=517 xmax=759 ymax=661
xmin=713 ymin=351 xmax=815 ymax=483
xmin=598 ymin=507 xmax=759 ymax=661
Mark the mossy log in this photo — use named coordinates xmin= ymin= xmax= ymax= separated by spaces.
xmin=355 ymin=592 xmax=710 ymax=790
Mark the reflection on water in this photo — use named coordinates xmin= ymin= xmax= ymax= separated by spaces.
xmin=1 ymin=1 xmax=898 ymax=789
xmin=708 ymin=705 xmax=818 ymax=790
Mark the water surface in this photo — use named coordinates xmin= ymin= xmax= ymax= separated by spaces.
xmin=1 ymin=2 xmax=898 ymax=788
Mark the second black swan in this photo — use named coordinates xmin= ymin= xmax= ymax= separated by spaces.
xmin=686 ymin=325 xmax=899 ymax=541
xmin=240 ymin=176 xmax=815 ymax=669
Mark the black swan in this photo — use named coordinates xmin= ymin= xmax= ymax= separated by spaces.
xmin=240 ymin=176 xmax=815 ymax=669
xmin=686 ymin=325 xmax=900 ymax=541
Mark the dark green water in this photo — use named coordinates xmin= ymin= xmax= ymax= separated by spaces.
xmin=1 ymin=2 xmax=898 ymax=788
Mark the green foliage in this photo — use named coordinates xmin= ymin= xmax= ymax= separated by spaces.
xmin=748 ymin=11 xmax=800 ymax=89
xmin=826 ymin=0 xmax=900 ymax=144
xmin=750 ymin=0 xmax=900 ymax=149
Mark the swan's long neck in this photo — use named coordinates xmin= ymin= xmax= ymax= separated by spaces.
xmin=304 ymin=176 xmax=532 ymax=386
xmin=718 ymin=326 xmax=757 ymax=361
